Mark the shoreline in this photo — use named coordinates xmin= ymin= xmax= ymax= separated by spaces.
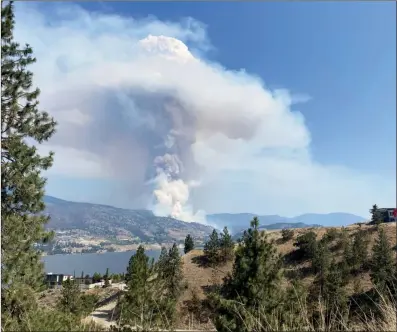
xmin=41 ymin=243 xmax=185 ymax=257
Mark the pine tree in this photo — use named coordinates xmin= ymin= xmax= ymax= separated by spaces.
xmin=339 ymin=239 xmax=352 ymax=285
xmin=104 ymin=267 xmax=110 ymax=287
xmin=323 ymin=259 xmax=348 ymax=321
xmin=310 ymin=257 xmax=348 ymax=327
xmin=58 ymin=278 xmax=81 ymax=315
xmin=350 ymin=229 xmax=370 ymax=273
xmin=164 ymin=243 xmax=183 ymax=301
xmin=157 ymin=246 xmax=168 ymax=273
xmin=92 ymin=272 xmax=102 ymax=283
xmin=204 ymin=229 xmax=220 ymax=265
xmin=184 ymin=234 xmax=194 ymax=254
xmin=370 ymin=204 xmax=382 ymax=225
xmin=152 ymin=243 xmax=184 ymax=324
xmin=219 ymin=226 xmax=234 ymax=262
xmin=294 ymin=231 xmax=317 ymax=259
xmin=311 ymin=240 xmax=331 ymax=275
xmin=370 ymin=227 xmax=396 ymax=295
xmin=156 ymin=244 xmax=184 ymax=299
xmin=1 ymin=2 xmax=57 ymax=328
xmin=121 ymin=245 xmax=168 ymax=329
xmin=211 ymin=217 xmax=284 ymax=332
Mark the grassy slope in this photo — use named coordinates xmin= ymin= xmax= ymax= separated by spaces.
xmin=180 ymin=222 xmax=396 ymax=307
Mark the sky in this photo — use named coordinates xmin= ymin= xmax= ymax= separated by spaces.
xmin=13 ymin=1 xmax=396 ymax=220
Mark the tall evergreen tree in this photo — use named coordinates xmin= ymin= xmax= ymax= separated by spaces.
xmin=211 ymin=217 xmax=284 ymax=332
xmin=350 ymin=229 xmax=370 ymax=273
xmin=121 ymin=245 xmax=159 ymax=328
xmin=311 ymin=240 xmax=331 ymax=275
xmin=294 ymin=231 xmax=317 ymax=259
xmin=184 ymin=234 xmax=194 ymax=254
xmin=154 ymin=244 xmax=183 ymax=326
xmin=156 ymin=246 xmax=168 ymax=273
xmin=370 ymin=227 xmax=396 ymax=294
xmin=58 ymin=278 xmax=81 ymax=315
xmin=204 ymin=229 xmax=220 ymax=265
xmin=164 ymin=243 xmax=184 ymax=301
xmin=370 ymin=204 xmax=382 ymax=225
xmin=92 ymin=272 xmax=102 ymax=283
xmin=219 ymin=226 xmax=234 ymax=262
xmin=104 ymin=267 xmax=110 ymax=287
xmin=1 ymin=2 xmax=57 ymax=327
xmin=339 ymin=237 xmax=352 ymax=285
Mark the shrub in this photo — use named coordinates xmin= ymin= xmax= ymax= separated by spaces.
xmin=281 ymin=228 xmax=294 ymax=242
xmin=80 ymin=294 xmax=99 ymax=315
xmin=321 ymin=228 xmax=340 ymax=243
xmin=294 ymin=231 xmax=317 ymax=259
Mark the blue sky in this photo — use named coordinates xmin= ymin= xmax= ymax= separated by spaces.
xmin=14 ymin=2 xmax=395 ymax=219
xmin=74 ymin=1 xmax=396 ymax=175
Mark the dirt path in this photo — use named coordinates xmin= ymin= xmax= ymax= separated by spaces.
xmin=86 ymin=299 xmax=118 ymax=328
xmin=84 ymin=283 xmax=125 ymax=328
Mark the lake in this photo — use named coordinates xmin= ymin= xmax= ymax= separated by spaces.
xmin=42 ymin=250 xmax=163 ymax=276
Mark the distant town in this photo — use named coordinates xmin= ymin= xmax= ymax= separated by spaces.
xmin=37 ymin=229 xmax=202 ymax=255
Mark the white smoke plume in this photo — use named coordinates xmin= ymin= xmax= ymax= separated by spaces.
xmin=12 ymin=3 xmax=395 ymax=220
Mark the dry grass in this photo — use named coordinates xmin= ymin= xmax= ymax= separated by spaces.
xmin=37 ymin=288 xmax=63 ymax=309
xmin=209 ymin=284 xmax=396 ymax=332
xmin=180 ymin=222 xmax=396 ymax=303
xmin=176 ymin=222 xmax=396 ymax=331
xmin=180 ymin=249 xmax=233 ymax=302
xmin=37 ymin=286 xmax=119 ymax=310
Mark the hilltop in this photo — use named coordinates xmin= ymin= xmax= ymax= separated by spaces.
xmin=178 ymin=221 xmax=396 ymax=329
xmin=207 ymin=212 xmax=365 ymax=234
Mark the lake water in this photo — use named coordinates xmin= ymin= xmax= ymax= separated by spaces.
xmin=42 ymin=250 xmax=163 ymax=276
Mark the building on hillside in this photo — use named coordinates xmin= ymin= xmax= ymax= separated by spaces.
xmin=45 ymin=273 xmax=114 ymax=290
xmin=378 ymin=208 xmax=397 ymax=223
xmin=74 ymin=277 xmax=93 ymax=286
xmin=45 ymin=273 xmax=74 ymax=289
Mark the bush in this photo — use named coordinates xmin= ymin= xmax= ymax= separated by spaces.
xmin=80 ymin=294 xmax=99 ymax=315
xmin=281 ymin=229 xmax=294 ymax=242
xmin=321 ymin=228 xmax=340 ymax=243
xmin=294 ymin=231 xmax=317 ymax=259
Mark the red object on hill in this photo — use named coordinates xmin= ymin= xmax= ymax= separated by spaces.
xmin=393 ymin=209 xmax=397 ymax=217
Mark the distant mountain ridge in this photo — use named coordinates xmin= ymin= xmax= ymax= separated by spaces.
xmin=43 ymin=195 xmax=213 ymax=244
xmin=207 ymin=212 xmax=365 ymax=234
xmin=43 ymin=196 xmax=365 ymax=242
xmin=231 ymin=222 xmax=323 ymax=240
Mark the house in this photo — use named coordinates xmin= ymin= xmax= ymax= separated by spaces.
xmin=74 ymin=277 xmax=93 ymax=286
xmin=45 ymin=273 xmax=74 ymax=289
xmin=378 ymin=208 xmax=397 ymax=223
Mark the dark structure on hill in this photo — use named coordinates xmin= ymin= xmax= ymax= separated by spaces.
xmin=378 ymin=208 xmax=397 ymax=223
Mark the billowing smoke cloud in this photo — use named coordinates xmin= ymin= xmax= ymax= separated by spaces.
xmin=13 ymin=3 xmax=395 ymax=220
